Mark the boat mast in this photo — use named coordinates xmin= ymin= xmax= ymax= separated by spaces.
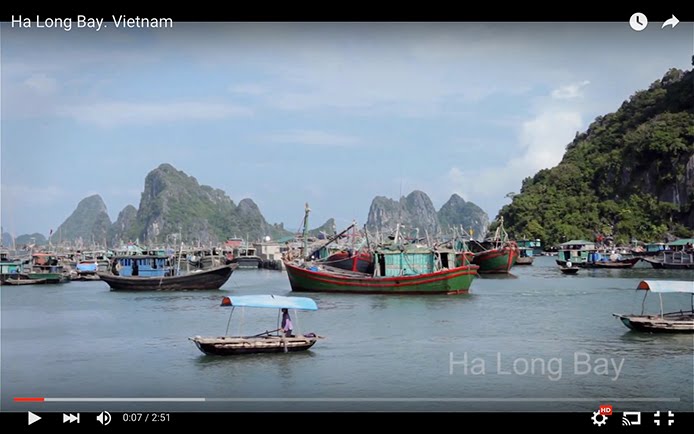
xmin=302 ymin=203 xmax=310 ymax=260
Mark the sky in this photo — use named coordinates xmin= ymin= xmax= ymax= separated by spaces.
xmin=1 ymin=22 xmax=692 ymax=236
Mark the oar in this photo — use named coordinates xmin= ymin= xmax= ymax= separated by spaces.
xmin=251 ymin=328 xmax=280 ymax=337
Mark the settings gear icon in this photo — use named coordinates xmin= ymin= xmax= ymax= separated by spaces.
xmin=592 ymin=411 xmax=608 ymax=426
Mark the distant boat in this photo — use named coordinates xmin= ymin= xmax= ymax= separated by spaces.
xmin=97 ymin=256 xmax=237 ymax=291
xmin=642 ymin=251 xmax=694 ymax=270
xmin=515 ymin=247 xmax=534 ymax=265
xmin=556 ymin=240 xmax=640 ymax=268
xmin=613 ymin=280 xmax=694 ymax=333
xmin=11 ymin=253 xmax=70 ymax=284
xmin=632 ymin=242 xmax=668 ymax=257
xmin=516 ymin=239 xmax=543 ymax=256
xmin=229 ymin=242 xmax=262 ymax=269
xmin=190 ymin=294 xmax=321 ymax=355
xmin=0 ymin=250 xmax=22 ymax=284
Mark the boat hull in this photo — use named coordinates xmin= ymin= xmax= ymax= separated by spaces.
xmin=613 ymin=314 xmax=694 ymax=333
xmin=472 ymin=247 xmax=517 ymax=274
xmin=191 ymin=335 xmax=317 ymax=355
xmin=559 ymin=267 xmax=579 ymax=274
xmin=642 ymin=258 xmax=694 ymax=270
xmin=97 ymin=264 xmax=237 ymax=291
xmin=515 ymin=257 xmax=534 ymax=265
xmin=284 ymin=261 xmax=478 ymax=294
xmin=556 ymin=258 xmax=640 ymax=269
xmin=1 ymin=273 xmax=68 ymax=285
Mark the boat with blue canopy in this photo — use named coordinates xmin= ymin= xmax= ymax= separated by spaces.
xmin=613 ymin=280 xmax=694 ymax=333
xmin=190 ymin=294 xmax=321 ymax=355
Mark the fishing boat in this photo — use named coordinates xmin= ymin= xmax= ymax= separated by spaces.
xmin=283 ymin=204 xmax=479 ymax=294
xmin=97 ymin=255 xmax=237 ymax=291
xmin=225 ymin=238 xmax=262 ymax=269
xmin=11 ymin=253 xmax=70 ymax=284
xmin=190 ymin=294 xmax=320 ymax=355
xmin=469 ymin=218 xmax=518 ymax=274
xmin=613 ymin=280 xmax=694 ymax=333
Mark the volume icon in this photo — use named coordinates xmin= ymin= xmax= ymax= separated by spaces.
xmin=96 ymin=411 xmax=111 ymax=426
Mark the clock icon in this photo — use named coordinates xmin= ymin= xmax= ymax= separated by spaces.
xmin=629 ymin=12 xmax=648 ymax=31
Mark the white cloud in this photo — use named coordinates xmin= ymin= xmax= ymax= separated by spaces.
xmin=551 ymin=80 xmax=590 ymax=99
xmin=23 ymin=73 xmax=58 ymax=94
xmin=518 ymin=111 xmax=583 ymax=169
xmin=263 ymin=129 xmax=360 ymax=147
xmin=447 ymin=110 xmax=583 ymax=216
xmin=60 ymin=101 xmax=252 ymax=127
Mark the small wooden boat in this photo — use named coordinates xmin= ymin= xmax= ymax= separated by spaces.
xmin=559 ymin=267 xmax=579 ymax=275
xmin=4 ymin=277 xmax=51 ymax=285
xmin=515 ymin=247 xmax=534 ymax=265
xmin=190 ymin=294 xmax=321 ymax=355
xmin=556 ymin=257 xmax=641 ymax=269
xmin=613 ymin=280 xmax=694 ymax=333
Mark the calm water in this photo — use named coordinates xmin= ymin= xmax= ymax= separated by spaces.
xmin=2 ymin=257 xmax=693 ymax=412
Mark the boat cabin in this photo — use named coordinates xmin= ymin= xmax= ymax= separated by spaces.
xmin=111 ymin=255 xmax=171 ymax=277
xmin=374 ymin=246 xmax=458 ymax=277
xmin=557 ymin=240 xmax=596 ymax=263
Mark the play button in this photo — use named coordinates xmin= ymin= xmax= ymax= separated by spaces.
xmin=28 ymin=411 xmax=41 ymax=425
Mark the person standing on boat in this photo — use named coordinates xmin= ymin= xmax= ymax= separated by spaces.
xmin=281 ymin=308 xmax=293 ymax=337
xmin=131 ymin=258 xmax=139 ymax=276
xmin=111 ymin=259 xmax=121 ymax=275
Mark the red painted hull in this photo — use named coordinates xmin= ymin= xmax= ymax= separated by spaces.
xmin=284 ymin=261 xmax=479 ymax=294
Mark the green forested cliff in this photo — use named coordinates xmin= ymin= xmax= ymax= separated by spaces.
xmin=499 ymin=68 xmax=694 ymax=246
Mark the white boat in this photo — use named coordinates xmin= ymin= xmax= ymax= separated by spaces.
xmin=613 ymin=280 xmax=694 ymax=333
xmin=190 ymin=294 xmax=321 ymax=355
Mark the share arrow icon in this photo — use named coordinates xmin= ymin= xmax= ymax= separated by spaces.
xmin=662 ymin=15 xmax=679 ymax=29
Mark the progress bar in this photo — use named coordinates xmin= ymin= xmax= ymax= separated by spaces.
xmin=14 ymin=397 xmax=681 ymax=402
xmin=15 ymin=397 xmax=205 ymax=402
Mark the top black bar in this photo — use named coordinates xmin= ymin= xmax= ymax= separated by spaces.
xmin=0 ymin=5 xmax=690 ymax=22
